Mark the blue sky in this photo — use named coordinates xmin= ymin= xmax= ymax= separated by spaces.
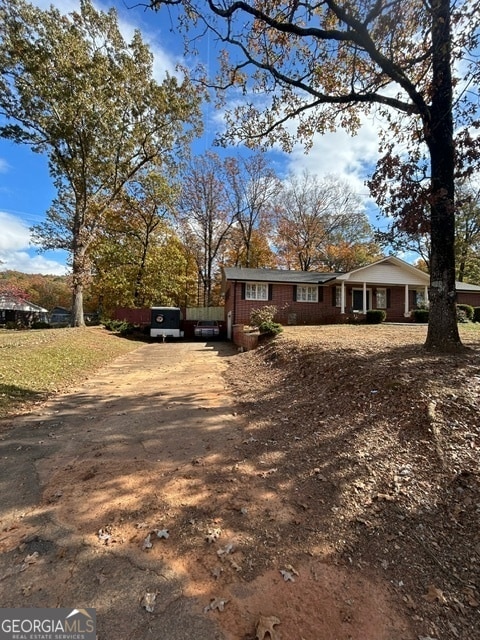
xmin=0 ymin=0 xmax=386 ymax=276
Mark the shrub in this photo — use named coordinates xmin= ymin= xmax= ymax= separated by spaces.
xmin=457 ymin=308 xmax=468 ymax=323
xmin=102 ymin=318 xmax=133 ymax=335
xmin=258 ymin=321 xmax=283 ymax=336
xmin=474 ymin=307 xmax=480 ymax=323
xmin=457 ymin=303 xmax=474 ymax=321
xmin=412 ymin=309 xmax=429 ymax=323
xmin=366 ymin=309 xmax=386 ymax=324
xmin=250 ymin=305 xmax=278 ymax=327
xmin=31 ymin=321 xmax=51 ymax=329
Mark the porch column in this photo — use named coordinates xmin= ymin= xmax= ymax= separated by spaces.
xmin=363 ymin=282 xmax=367 ymax=314
xmin=424 ymin=285 xmax=429 ymax=305
xmin=341 ymin=282 xmax=346 ymax=314
xmin=404 ymin=285 xmax=410 ymax=317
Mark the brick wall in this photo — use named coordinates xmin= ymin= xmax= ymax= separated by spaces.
xmin=232 ymin=324 xmax=259 ymax=351
xmin=225 ymin=279 xmax=480 ymax=326
xmin=457 ymin=292 xmax=480 ymax=307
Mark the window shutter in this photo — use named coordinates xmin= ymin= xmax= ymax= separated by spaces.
xmin=387 ymin=288 xmax=391 ymax=308
xmin=332 ymin=286 xmax=337 ymax=306
xmin=268 ymin=284 xmax=273 ymax=300
xmin=241 ymin=283 xmax=246 ymax=300
xmin=318 ymin=287 xmax=323 ymax=303
xmin=293 ymin=285 xmax=297 ymax=301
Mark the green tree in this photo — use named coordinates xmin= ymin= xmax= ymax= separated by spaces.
xmin=149 ymin=0 xmax=480 ymax=352
xmin=0 ymin=0 xmax=202 ymax=326
xmin=91 ymin=170 xmax=188 ymax=310
xmin=455 ymin=184 xmax=480 ymax=285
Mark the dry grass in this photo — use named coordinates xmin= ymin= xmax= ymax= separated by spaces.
xmin=0 ymin=326 xmax=141 ymax=418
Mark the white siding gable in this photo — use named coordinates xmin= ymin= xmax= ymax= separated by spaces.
xmin=339 ymin=260 xmax=429 ymax=286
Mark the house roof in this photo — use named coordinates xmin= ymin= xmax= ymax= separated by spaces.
xmin=0 ymin=295 xmax=48 ymax=313
xmin=223 ymin=258 xmax=480 ymax=292
xmin=456 ymin=280 xmax=480 ymax=291
xmin=222 ymin=267 xmax=339 ymax=285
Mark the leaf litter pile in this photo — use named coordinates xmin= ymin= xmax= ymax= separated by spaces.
xmin=219 ymin=325 xmax=480 ymax=640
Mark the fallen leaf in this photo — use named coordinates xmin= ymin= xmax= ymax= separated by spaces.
xmin=284 ymin=564 xmax=299 ymax=576
xmin=279 ymin=569 xmax=295 ymax=582
xmin=155 ymin=529 xmax=169 ymax=539
xmin=217 ymin=543 xmax=234 ymax=556
xmin=206 ymin=528 xmax=221 ymax=544
xmin=141 ymin=591 xmax=156 ymax=613
xmin=212 ymin=566 xmax=223 ymax=579
xmin=402 ymin=594 xmax=416 ymax=610
xmin=229 ymin=559 xmax=242 ymax=572
xmin=23 ymin=552 xmax=39 ymax=565
xmin=256 ymin=615 xmax=281 ymax=640
xmin=204 ymin=597 xmax=228 ymax=613
xmin=462 ymin=587 xmax=480 ymax=607
xmin=142 ymin=533 xmax=152 ymax=550
xmin=423 ymin=584 xmax=448 ymax=605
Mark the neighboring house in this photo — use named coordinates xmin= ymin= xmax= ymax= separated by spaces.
xmin=222 ymin=256 xmax=480 ymax=335
xmin=0 ymin=294 xmax=48 ymax=326
xmin=49 ymin=306 xmax=71 ymax=325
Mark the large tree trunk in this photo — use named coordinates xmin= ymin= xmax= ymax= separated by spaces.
xmin=71 ymin=233 xmax=86 ymax=328
xmin=424 ymin=0 xmax=462 ymax=352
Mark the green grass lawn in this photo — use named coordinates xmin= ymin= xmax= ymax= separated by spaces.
xmin=0 ymin=326 xmax=142 ymax=418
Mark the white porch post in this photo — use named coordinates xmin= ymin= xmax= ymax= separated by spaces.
xmin=363 ymin=282 xmax=367 ymax=314
xmin=404 ymin=285 xmax=410 ymax=317
xmin=341 ymin=282 xmax=346 ymax=314
xmin=424 ymin=285 xmax=429 ymax=305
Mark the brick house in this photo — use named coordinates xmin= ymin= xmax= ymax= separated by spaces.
xmin=222 ymin=256 xmax=480 ymax=338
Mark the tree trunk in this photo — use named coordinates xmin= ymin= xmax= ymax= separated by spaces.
xmin=424 ymin=0 xmax=463 ymax=352
xmin=71 ymin=282 xmax=85 ymax=328
xmin=70 ymin=230 xmax=86 ymax=328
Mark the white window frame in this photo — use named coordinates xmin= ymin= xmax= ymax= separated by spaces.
xmin=245 ymin=282 xmax=268 ymax=301
xmin=376 ymin=287 xmax=387 ymax=309
xmin=296 ymin=285 xmax=318 ymax=303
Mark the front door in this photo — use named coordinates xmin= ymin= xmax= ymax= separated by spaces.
xmin=352 ymin=289 xmax=370 ymax=311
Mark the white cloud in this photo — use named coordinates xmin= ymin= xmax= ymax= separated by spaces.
xmin=0 ymin=212 xmax=68 ymax=275
xmin=0 ymin=211 xmax=30 ymax=250
xmin=0 ymin=251 xmax=68 ymax=276
xmin=286 ymin=119 xmax=379 ymax=189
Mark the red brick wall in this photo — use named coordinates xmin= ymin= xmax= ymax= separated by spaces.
xmin=225 ymin=281 xmax=423 ymax=325
xmin=457 ymin=292 xmax=480 ymax=307
xmin=225 ymin=279 xmax=480 ymax=326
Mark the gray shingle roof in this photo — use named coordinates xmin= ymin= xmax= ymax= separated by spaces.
xmin=223 ymin=267 xmax=339 ymax=284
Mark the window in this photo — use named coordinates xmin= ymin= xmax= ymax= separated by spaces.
xmin=245 ymin=282 xmax=268 ymax=300
xmin=414 ymin=290 xmax=427 ymax=307
xmin=335 ymin=286 xmax=342 ymax=307
xmin=296 ymin=285 xmax=318 ymax=302
xmin=376 ymin=288 xmax=387 ymax=309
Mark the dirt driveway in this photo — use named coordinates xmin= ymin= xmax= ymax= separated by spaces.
xmin=0 ymin=338 xmax=412 ymax=640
